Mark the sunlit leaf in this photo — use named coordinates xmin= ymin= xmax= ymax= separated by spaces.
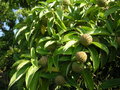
xmin=92 ymin=42 xmax=109 ymax=54
xmin=63 ymin=40 xmax=77 ymax=51
xmin=25 ymin=65 xmax=39 ymax=88
xmin=9 ymin=65 xmax=29 ymax=89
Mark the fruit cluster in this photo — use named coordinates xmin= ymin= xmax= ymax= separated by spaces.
xmin=38 ymin=34 xmax=93 ymax=85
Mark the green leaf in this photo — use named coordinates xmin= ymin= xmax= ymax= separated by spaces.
xmin=25 ymin=65 xmax=39 ymax=88
xmin=55 ymin=11 xmax=67 ymax=30
xmin=88 ymin=46 xmax=100 ymax=72
xmin=17 ymin=60 xmax=30 ymax=70
xmin=36 ymin=46 xmax=50 ymax=55
xmin=9 ymin=65 xmax=29 ymax=89
xmin=92 ymin=42 xmax=109 ymax=54
xmin=38 ymin=37 xmax=52 ymax=44
xmin=29 ymin=71 xmax=40 ymax=90
xmin=39 ymin=72 xmax=57 ymax=79
xmin=61 ymin=31 xmax=79 ymax=42
xmin=44 ymin=40 xmax=55 ymax=48
xmin=100 ymin=78 xmax=120 ymax=89
xmin=40 ymin=79 xmax=49 ymax=90
xmin=105 ymin=6 xmax=120 ymax=17
xmin=15 ymin=26 xmax=27 ymax=38
xmin=81 ymin=69 xmax=94 ymax=90
xmin=63 ymin=40 xmax=77 ymax=51
xmin=12 ymin=60 xmax=29 ymax=68
xmin=54 ymin=47 xmax=73 ymax=55
xmin=106 ymin=20 xmax=113 ymax=34
xmin=39 ymin=9 xmax=49 ymax=19
xmin=31 ymin=47 xmax=36 ymax=59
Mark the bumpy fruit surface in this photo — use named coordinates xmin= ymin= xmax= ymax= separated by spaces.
xmin=55 ymin=75 xmax=66 ymax=85
xmin=39 ymin=56 xmax=48 ymax=67
xmin=76 ymin=51 xmax=87 ymax=63
xmin=72 ymin=62 xmax=83 ymax=73
xmin=96 ymin=0 xmax=107 ymax=7
xmin=80 ymin=34 xmax=93 ymax=46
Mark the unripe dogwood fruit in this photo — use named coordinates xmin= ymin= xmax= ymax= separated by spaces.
xmin=39 ymin=56 xmax=48 ymax=67
xmin=96 ymin=0 xmax=107 ymax=7
xmin=72 ymin=62 xmax=83 ymax=73
xmin=76 ymin=51 xmax=87 ymax=63
xmin=55 ymin=75 xmax=66 ymax=85
xmin=80 ymin=34 xmax=93 ymax=46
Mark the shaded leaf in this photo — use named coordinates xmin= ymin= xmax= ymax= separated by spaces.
xmin=105 ymin=6 xmax=120 ymax=17
xmin=88 ymin=46 xmax=100 ymax=71
xmin=100 ymin=78 xmax=120 ymax=89
xmin=81 ymin=69 xmax=94 ymax=90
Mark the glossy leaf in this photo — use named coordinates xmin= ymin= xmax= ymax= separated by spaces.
xmin=9 ymin=65 xmax=29 ymax=89
xmin=63 ymin=40 xmax=77 ymax=51
xmin=88 ymin=46 xmax=100 ymax=71
xmin=31 ymin=47 xmax=36 ymax=59
xmin=92 ymin=42 xmax=109 ymax=54
xmin=29 ymin=71 xmax=40 ymax=90
xmin=25 ymin=65 xmax=39 ymax=88
xmin=12 ymin=60 xmax=29 ymax=68
xmin=17 ymin=60 xmax=30 ymax=70
xmin=36 ymin=46 xmax=50 ymax=55
xmin=44 ymin=40 xmax=55 ymax=48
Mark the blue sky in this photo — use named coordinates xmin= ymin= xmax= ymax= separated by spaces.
xmin=0 ymin=9 xmax=19 ymax=37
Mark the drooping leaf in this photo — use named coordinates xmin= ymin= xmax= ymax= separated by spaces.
xmin=88 ymin=46 xmax=100 ymax=71
xmin=106 ymin=20 xmax=113 ymax=34
xmin=92 ymin=42 xmax=109 ymax=54
xmin=25 ymin=65 xmax=39 ymax=88
xmin=44 ymin=40 xmax=55 ymax=48
xmin=9 ymin=65 xmax=29 ymax=89
xmin=15 ymin=26 xmax=27 ymax=38
xmin=81 ymin=69 xmax=94 ymax=90
xmin=31 ymin=47 xmax=36 ymax=59
xmin=100 ymin=78 xmax=120 ymax=89
xmin=12 ymin=60 xmax=30 ymax=68
xmin=36 ymin=46 xmax=50 ymax=55
xmin=105 ymin=6 xmax=120 ymax=17
xmin=38 ymin=37 xmax=52 ymax=44
xmin=29 ymin=71 xmax=40 ymax=90
xmin=17 ymin=60 xmax=30 ymax=70
xmin=63 ymin=40 xmax=77 ymax=51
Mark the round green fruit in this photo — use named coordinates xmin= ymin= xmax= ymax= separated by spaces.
xmin=55 ymin=75 xmax=66 ymax=85
xmin=80 ymin=34 xmax=93 ymax=46
xmin=72 ymin=62 xmax=83 ymax=73
xmin=96 ymin=0 xmax=107 ymax=7
xmin=76 ymin=51 xmax=87 ymax=63
xmin=39 ymin=56 xmax=48 ymax=67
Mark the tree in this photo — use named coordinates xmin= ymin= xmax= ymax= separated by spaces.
xmin=8 ymin=0 xmax=120 ymax=90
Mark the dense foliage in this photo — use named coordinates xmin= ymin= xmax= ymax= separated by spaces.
xmin=0 ymin=0 xmax=120 ymax=90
